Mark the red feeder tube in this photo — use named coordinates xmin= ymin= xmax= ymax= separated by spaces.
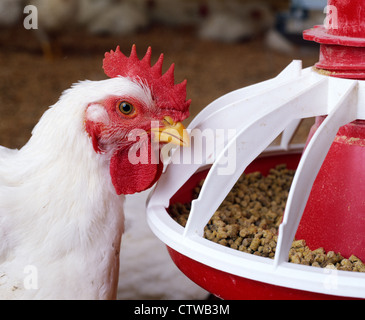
xmin=296 ymin=0 xmax=365 ymax=260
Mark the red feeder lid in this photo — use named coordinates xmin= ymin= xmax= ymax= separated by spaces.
xmin=303 ymin=0 xmax=365 ymax=79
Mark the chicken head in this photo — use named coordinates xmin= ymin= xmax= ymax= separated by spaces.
xmin=85 ymin=46 xmax=191 ymax=195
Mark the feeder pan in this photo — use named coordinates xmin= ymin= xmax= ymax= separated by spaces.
xmin=147 ymin=0 xmax=365 ymax=299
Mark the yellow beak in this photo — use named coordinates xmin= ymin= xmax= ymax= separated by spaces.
xmin=152 ymin=116 xmax=190 ymax=147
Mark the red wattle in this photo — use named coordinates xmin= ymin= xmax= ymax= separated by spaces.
xmin=110 ymin=142 xmax=163 ymax=195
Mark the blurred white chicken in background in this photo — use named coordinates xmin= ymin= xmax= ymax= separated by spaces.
xmin=29 ymin=0 xmax=78 ymax=32
xmin=29 ymin=0 xmax=149 ymax=37
xmin=199 ymin=0 xmax=275 ymax=42
xmin=197 ymin=0 xmax=295 ymax=55
xmin=0 ymin=0 xmax=23 ymax=27
xmin=79 ymin=0 xmax=148 ymax=36
xmin=26 ymin=0 xmax=292 ymax=51
xmin=27 ymin=0 xmax=149 ymax=57
xmin=28 ymin=0 xmax=79 ymax=58
xmin=148 ymin=0 xmax=205 ymax=27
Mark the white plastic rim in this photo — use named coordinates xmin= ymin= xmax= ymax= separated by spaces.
xmin=147 ymin=62 xmax=365 ymax=299
xmin=147 ymin=202 xmax=365 ymax=299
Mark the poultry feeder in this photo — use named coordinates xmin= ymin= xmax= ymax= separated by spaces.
xmin=147 ymin=0 xmax=365 ymax=299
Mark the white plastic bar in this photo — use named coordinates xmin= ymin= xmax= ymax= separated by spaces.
xmin=281 ymin=119 xmax=302 ymax=150
xmin=187 ymin=60 xmax=304 ymax=130
xmin=183 ymin=76 xmax=328 ymax=237
xmin=149 ymin=62 xmax=307 ymax=210
xmin=274 ymin=80 xmax=359 ymax=267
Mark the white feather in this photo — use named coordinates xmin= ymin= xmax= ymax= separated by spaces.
xmin=86 ymin=103 xmax=110 ymax=125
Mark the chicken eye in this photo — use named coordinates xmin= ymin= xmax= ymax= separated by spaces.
xmin=118 ymin=101 xmax=135 ymax=115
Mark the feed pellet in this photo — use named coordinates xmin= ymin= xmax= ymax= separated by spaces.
xmin=169 ymin=165 xmax=365 ymax=272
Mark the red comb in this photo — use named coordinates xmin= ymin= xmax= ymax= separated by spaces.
xmin=103 ymin=45 xmax=191 ymax=121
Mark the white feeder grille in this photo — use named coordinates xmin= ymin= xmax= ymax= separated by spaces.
xmin=147 ymin=61 xmax=365 ymax=299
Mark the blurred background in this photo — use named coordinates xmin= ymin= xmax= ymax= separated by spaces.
xmin=0 ymin=0 xmax=327 ymax=149
xmin=0 ymin=0 xmax=327 ymax=300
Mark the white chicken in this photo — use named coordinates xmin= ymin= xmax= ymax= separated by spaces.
xmin=0 ymin=46 xmax=191 ymax=300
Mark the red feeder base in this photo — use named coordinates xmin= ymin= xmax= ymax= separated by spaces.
xmin=167 ymin=246 xmax=356 ymax=300
xmin=167 ymin=153 xmax=360 ymax=299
